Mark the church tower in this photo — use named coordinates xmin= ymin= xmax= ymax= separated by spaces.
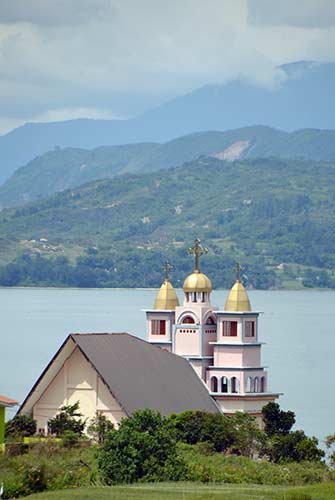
xmin=146 ymin=241 xmax=279 ymax=422
xmin=208 ymin=264 xmax=279 ymax=423
xmin=145 ymin=262 xmax=179 ymax=352
xmin=173 ymin=239 xmax=217 ymax=379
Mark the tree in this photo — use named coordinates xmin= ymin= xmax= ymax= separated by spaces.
xmin=262 ymin=402 xmax=296 ymax=436
xmin=228 ymin=412 xmax=266 ymax=458
xmin=168 ymin=410 xmax=235 ymax=452
xmin=48 ymin=402 xmax=85 ymax=437
xmin=266 ymin=430 xmax=325 ymax=463
xmin=325 ymin=433 xmax=335 ymax=466
xmin=5 ymin=415 xmax=36 ymax=438
xmin=87 ymin=413 xmax=114 ymax=444
xmin=97 ymin=409 xmax=186 ymax=484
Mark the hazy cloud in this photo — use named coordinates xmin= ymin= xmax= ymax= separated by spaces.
xmin=0 ymin=0 xmax=334 ymax=134
xmin=248 ymin=0 xmax=335 ymax=29
xmin=0 ymin=0 xmax=113 ymax=26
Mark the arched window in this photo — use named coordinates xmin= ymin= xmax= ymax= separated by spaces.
xmin=182 ymin=316 xmax=195 ymax=324
xmin=192 ymin=292 xmax=197 ymax=302
xmin=254 ymin=377 xmax=259 ymax=393
xmin=211 ymin=376 xmax=218 ymax=392
xmin=221 ymin=376 xmax=228 ymax=393
xmin=246 ymin=376 xmax=252 ymax=393
xmin=206 ymin=316 xmax=215 ymax=325
xmin=201 ymin=292 xmax=206 ymax=302
xmin=260 ymin=376 xmax=266 ymax=393
xmin=231 ymin=377 xmax=239 ymax=394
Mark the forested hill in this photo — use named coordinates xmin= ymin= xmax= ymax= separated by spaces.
xmin=2 ymin=126 xmax=335 ymax=208
xmin=0 ymin=156 xmax=334 ymax=290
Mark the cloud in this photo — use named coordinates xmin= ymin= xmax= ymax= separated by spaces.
xmin=0 ymin=0 xmax=334 ymax=134
xmin=0 ymin=0 xmax=113 ymax=26
xmin=248 ymin=0 xmax=335 ymax=29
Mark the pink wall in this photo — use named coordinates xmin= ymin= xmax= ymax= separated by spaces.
xmin=214 ymin=346 xmax=261 ymax=367
xmin=175 ymin=328 xmax=199 ymax=356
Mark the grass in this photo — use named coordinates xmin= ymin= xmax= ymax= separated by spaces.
xmin=23 ymin=482 xmax=335 ymax=500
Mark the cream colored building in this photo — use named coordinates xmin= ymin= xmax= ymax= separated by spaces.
xmin=19 ymin=332 xmax=219 ymax=433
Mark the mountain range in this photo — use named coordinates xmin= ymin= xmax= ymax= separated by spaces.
xmin=0 ymin=156 xmax=333 ymax=289
xmin=1 ymin=125 xmax=335 ymax=208
xmin=1 ymin=60 xmax=335 ymax=183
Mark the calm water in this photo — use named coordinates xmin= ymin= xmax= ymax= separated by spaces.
xmin=1 ymin=287 xmax=334 ymax=444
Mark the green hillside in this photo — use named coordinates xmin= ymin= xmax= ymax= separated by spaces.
xmin=2 ymin=126 xmax=335 ymax=209
xmin=0 ymin=156 xmax=334 ymax=289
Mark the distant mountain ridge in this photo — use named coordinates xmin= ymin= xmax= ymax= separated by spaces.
xmin=1 ymin=125 xmax=335 ymax=208
xmin=0 ymin=156 xmax=334 ymax=289
xmin=0 ymin=60 xmax=334 ymax=182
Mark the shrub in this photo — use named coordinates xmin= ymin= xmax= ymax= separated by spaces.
xmin=48 ymin=401 xmax=85 ymax=437
xmin=266 ymin=431 xmax=325 ymax=463
xmin=97 ymin=409 xmax=186 ymax=484
xmin=5 ymin=415 xmax=36 ymax=438
xmin=87 ymin=413 xmax=114 ymax=444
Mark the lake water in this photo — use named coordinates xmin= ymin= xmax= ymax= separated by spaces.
xmin=1 ymin=287 xmax=334 ymax=445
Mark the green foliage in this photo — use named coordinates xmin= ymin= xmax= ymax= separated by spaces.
xmin=5 ymin=415 xmax=37 ymax=438
xmin=180 ymin=443 xmax=331 ymax=485
xmin=262 ymin=402 xmax=296 ymax=436
xmin=265 ymin=431 xmax=325 ymax=464
xmin=0 ymin=441 xmax=97 ymax=498
xmin=325 ymin=433 xmax=335 ymax=466
xmin=97 ymin=409 xmax=186 ymax=484
xmin=87 ymin=414 xmax=114 ymax=444
xmin=169 ymin=410 xmax=264 ymax=457
xmin=48 ymin=402 xmax=86 ymax=438
xmin=0 ymin=157 xmax=335 ymax=288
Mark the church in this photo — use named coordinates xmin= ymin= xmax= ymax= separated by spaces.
xmin=19 ymin=239 xmax=279 ymax=431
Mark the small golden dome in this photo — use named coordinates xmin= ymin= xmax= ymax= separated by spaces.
xmin=154 ymin=279 xmax=180 ymax=310
xmin=224 ymin=280 xmax=251 ymax=312
xmin=183 ymin=271 xmax=212 ymax=293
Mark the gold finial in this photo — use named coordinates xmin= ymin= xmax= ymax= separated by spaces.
xmin=163 ymin=261 xmax=172 ymax=281
xmin=188 ymin=238 xmax=208 ymax=272
xmin=234 ymin=262 xmax=243 ymax=282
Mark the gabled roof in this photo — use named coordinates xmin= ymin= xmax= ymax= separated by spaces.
xmin=19 ymin=333 xmax=219 ymax=417
xmin=0 ymin=395 xmax=18 ymax=407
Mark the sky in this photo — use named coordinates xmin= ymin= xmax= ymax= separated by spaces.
xmin=0 ymin=0 xmax=334 ymax=134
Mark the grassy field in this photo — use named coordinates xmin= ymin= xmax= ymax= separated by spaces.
xmin=24 ymin=482 xmax=335 ymax=500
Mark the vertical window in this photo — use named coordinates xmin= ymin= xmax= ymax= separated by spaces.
xmin=245 ymin=321 xmax=255 ymax=337
xmin=211 ymin=377 xmax=218 ymax=392
xmin=231 ymin=377 xmax=239 ymax=393
xmin=152 ymin=320 xmax=166 ymax=335
xmin=223 ymin=321 xmax=238 ymax=336
xmin=254 ymin=377 xmax=259 ymax=393
xmin=221 ymin=376 xmax=228 ymax=393
xmin=260 ymin=376 xmax=266 ymax=393
xmin=246 ymin=377 xmax=252 ymax=392
xmin=192 ymin=292 xmax=197 ymax=302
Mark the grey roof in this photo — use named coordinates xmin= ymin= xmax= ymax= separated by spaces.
xmin=72 ymin=333 xmax=219 ymax=416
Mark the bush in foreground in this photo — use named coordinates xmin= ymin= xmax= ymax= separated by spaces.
xmin=97 ymin=409 xmax=186 ymax=484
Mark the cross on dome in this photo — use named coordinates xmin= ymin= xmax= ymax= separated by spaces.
xmin=188 ymin=238 xmax=208 ymax=272
xmin=163 ymin=261 xmax=172 ymax=281
xmin=234 ymin=262 xmax=243 ymax=281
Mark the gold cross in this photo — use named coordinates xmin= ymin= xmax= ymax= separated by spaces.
xmin=188 ymin=238 xmax=208 ymax=272
xmin=234 ymin=262 xmax=243 ymax=281
xmin=163 ymin=261 xmax=172 ymax=281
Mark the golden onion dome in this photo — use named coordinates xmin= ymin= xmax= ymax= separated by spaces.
xmin=154 ymin=279 xmax=180 ymax=310
xmin=224 ymin=280 xmax=251 ymax=312
xmin=183 ymin=270 xmax=212 ymax=293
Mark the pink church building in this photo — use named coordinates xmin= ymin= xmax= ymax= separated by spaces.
xmin=146 ymin=239 xmax=280 ymax=421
